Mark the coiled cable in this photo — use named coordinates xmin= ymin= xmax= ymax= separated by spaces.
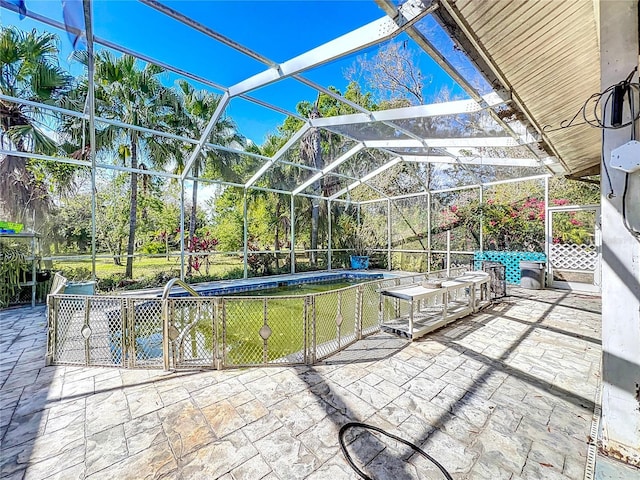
xmin=338 ymin=422 xmax=454 ymax=480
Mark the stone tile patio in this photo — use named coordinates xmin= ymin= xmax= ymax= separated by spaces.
xmin=0 ymin=288 xmax=605 ymax=479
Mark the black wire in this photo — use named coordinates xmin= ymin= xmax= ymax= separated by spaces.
xmin=620 ymin=70 xmax=640 ymax=238
xmin=338 ymin=422 xmax=454 ymax=480
xmin=542 ymin=69 xmax=640 ymax=239
xmin=624 ymin=66 xmax=638 ymax=84
xmin=542 ymin=68 xmax=640 ymax=134
xmin=600 ymin=104 xmax=615 ymax=198
xmin=630 ymin=80 xmax=637 ymax=141
xmin=601 ymin=128 xmax=615 ymax=198
xmin=622 ymin=171 xmax=640 ymax=238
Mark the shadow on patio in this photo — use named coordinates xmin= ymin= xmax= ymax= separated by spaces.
xmin=290 ymin=287 xmax=601 ymax=478
xmin=0 ymin=287 xmax=602 ymax=479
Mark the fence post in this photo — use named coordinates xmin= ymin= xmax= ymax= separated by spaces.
xmin=45 ymin=296 xmax=56 ymax=366
xmin=356 ymin=286 xmax=364 ymax=340
xmin=213 ymin=298 xmax=221 ymax=370
xmin=83 ymin=297 xmax=91 ymax=366
xmin=221 ymin=299 xmax=227 ymax=368
xmin=262 ymin=298 xmax=268 ymax=365
xmin=378 ymin=284 xmax=384 ymax=331
xmin=126 ymin=298 xmax=135 ymax=368
xmin=162 ymin=298 xmax=170 ymax=371
xmin=310 ymin=296 xmax=317 ymax=364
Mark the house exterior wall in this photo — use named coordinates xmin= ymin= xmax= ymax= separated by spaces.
xmin=599 ymin=0 xmax=640 ymax=466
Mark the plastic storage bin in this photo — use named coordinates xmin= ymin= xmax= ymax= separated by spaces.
xmin=519 ymin=261 xmax=545 ymax=289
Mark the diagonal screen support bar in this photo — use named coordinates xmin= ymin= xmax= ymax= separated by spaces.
xmin=227 ymin=2 xmax=437 ymax=97
xmin=291 ymin=143 xmax=365 ymax=195
xmin=245 ymin=124 xmax=311 ymax=188
xmin=180 ymin=92 xmax=230 ymax=180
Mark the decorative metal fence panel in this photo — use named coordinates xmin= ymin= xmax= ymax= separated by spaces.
xmin=220 ymin=296 xmax=307 ymax=368
xmin=168 ymin=297 xmax=216 ymax=370
xmin=47 ymin=268 xmax=473 ymax=371
xmin=313 ymin=287 xmax=359 ymax=361
xmin=88 ymin=297 xmax=127 ymax=367
xmin=362 ymin=280 xmax=392 ymax=335
xmin=126 ymin=299 xmax=164 ymax=369
xmin=262 ymin=296 xmax=306 ymax=365
xmin=48 ymin=295 xmax=126 ymax=367
xmin=549 ymin=243 xmax=597 ymax=271
xmin=50 ymin=296 xmax=93 ymax=366
xmin=221 ymin=297 xmax=265 ymax=367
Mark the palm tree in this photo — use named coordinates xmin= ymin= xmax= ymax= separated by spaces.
xmin=175 ymin=80 xmax=245 ymax=276
xmin=249 ymin=135 xmax=292 ymax=272
xmin=299 ymin=103 xmax=324 ymax=267
xmin=91 ymin=53 xmax=181 ymax=278
xmin=0 ymin=27 xmax=72 ymax=223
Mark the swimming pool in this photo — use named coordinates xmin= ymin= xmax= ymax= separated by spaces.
xmin=169 ymin=271 xmax=385 ymax=297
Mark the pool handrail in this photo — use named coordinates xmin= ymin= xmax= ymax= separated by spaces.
xmin=161 ymin=278 xmax=200 ymax=300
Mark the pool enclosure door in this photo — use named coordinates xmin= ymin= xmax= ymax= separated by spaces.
xmin=547 ymin=205 xmax=601 ymax=293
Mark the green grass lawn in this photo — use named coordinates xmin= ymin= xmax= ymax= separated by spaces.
xmin=52 ymin=253 xmax=245 ymax=289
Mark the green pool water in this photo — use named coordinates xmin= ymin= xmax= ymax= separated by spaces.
xmin=170 ymin=278 xmax=385 ymax=367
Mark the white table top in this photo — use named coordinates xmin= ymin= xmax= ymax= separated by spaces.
xmin=381 ymin=272 xmax=489 ymax=302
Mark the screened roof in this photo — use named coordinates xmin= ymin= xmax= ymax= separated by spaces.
xmin=1 ymin=0 xmax=598 ymax=203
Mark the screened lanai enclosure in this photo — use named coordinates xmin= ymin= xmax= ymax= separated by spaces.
xmin=1 ymin=0 xmax=602 ymax=299
xmin=5 ymin=0 xmax=640 ymax=472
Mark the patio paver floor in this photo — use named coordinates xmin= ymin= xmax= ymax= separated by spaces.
xmin=0 ymin=287 xmax=604 ymax=479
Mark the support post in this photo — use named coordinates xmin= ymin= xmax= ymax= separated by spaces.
xmin=179 ymin=180 xmax=185 ymax=281
xmin=327 ymin=200 xmax=332 ymax=271
xmin=243 ymin=189 xmax=248 ymax=279
xmin=544 ymin=176 xmax=549 ymax=287
xmin=479 ymin=186 xmax=483 ymax=255
xmin=446 ymin=230 xmax=451 ymax=277
xmin=387 ymin=199 xmax=392 ymax=270
xmin=290 ymin=195 xmax=295 ymax=274
xmin=599 ymin=1 xmax=640 ymax=466
xmin=427 ymin=192 xmax=432 ymax=273
xmin=83 ymin=0 xmax=97 ymax=283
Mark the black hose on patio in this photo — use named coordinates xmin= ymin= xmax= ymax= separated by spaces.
xmin=339 ymin=422 xmax=454 ymax=480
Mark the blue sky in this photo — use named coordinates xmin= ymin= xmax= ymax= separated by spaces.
xmin=3 ymin=0 xmax=476 ymax=144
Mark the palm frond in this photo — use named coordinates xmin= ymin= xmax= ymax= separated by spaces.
xmin=7 ymin=123 xmax=58 ymax=156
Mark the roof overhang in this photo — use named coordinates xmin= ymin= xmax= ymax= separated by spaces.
xmin=432 ymin=0 xmax=602 ymax=178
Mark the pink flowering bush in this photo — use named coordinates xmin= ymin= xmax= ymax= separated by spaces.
xmin=480 ymin=197 xmax=546 ymax=251
xmin=428 ymin=195 xmax=592 ymax=254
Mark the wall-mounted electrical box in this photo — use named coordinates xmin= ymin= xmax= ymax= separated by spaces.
xmin=611 ymin=140 xmax=640 ymax=173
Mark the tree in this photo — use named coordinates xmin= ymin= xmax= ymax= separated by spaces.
xmin=299 ymin=102 xmax=323 ymax=266
xmin=246 ymin=138 xmax=291 ymax=271
xmin=287 ymin=84 xmax=382 ymax=266
xmin=91 ymin=53 xmax=181 ymax=278
xmin=174 ymin=80 xmax=244 ymax=276
xmin=347 ymin=41 xmax=500 ymax=193
xmin=210 ymin=187 xmax=244 ymax=252
xmin=346 ymin=41 xmax=428 ymax=106
xmin=0 ymin=27 xmax=72 ymax=223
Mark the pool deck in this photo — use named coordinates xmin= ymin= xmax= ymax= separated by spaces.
xmin=2 ymin=287 xmax=636 ymax=479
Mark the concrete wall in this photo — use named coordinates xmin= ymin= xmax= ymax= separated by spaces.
xmin=599 ymin=0 xmax=640 ymax=466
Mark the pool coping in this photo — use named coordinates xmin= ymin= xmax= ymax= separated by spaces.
xmin=118 ymin=269 xmax=393 ymax=298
